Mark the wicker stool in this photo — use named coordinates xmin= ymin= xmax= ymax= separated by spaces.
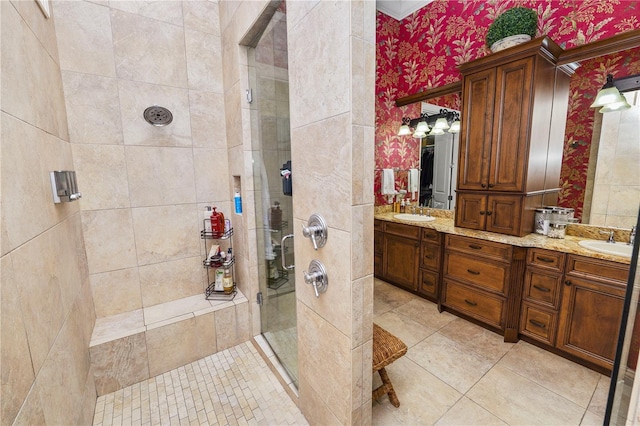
xmin=372 ymin=323 xmax=408 ymax=407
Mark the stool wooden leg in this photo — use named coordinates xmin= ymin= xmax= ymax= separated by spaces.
xmin=378 ymin=367 xmax=400 ymax=407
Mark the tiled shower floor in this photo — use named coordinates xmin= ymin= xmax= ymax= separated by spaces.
xmin=92 ymin=342 xmax=307 ymax=426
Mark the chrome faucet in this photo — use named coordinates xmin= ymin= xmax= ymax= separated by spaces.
xmin=630 ymin=226 xmax=636 ymax=245
xmin=600 ymin=230 xmax=615 ymax=243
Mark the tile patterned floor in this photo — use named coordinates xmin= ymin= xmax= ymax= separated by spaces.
xmin=92 ymin=342 xmax=307 ymax=426
xmin=94 ymin=279 xmax=611 ymax=425
xmin=372 ymin=278 xmax=610 ymax=425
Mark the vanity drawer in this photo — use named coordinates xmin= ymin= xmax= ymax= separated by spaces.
xmin=444 ymin=252 xmax=508 ymax=295
xmin=421 ymin=228 xmax=442 ymax=243
xmin=520 ymin=303 xmax=557 ymax=345
xmin=445 ymin=235 xmax=512 ymax=261
xmin=527 ymin=248 xmax=565 ymax=272
xmin=374 ymin=219 xmax=384 ymax=232
xmin=523 ymin=269 xmax=562 ymax=309
xmin=420 ymin=243 xmax=441 ymax=270
xmin=443 ymin=280 xmax=504 ymax=328
xmin=385 ymin=222 xmax=420 ymax=240
xmin=566 ymin=254 xmax=629 ymax=284
xmin=418 ymin=269 xmax=439 ymax=300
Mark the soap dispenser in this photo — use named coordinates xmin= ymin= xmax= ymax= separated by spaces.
xmin=270 ymin=201 xmax=282 ymax=230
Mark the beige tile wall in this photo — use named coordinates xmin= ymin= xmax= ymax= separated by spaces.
xmin=220 ymin=1 xmax=375 ymax=423
xmin=55 ymin=0 xmax=232 ymax=320
xmin=1 ymin=1 xmax=96 ymax=424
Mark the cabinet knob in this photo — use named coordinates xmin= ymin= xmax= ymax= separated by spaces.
xmin=565 ymin=279 xmax=572 ymax=286
xmin=480 ymin=211 xmax=486 ymax=215
xmin=488 ymin=184 xmax=494 ymax=188
xmin=481 ymin=183 xmax=487 ymax=188
xmin=486 ymin=211 xmax=492 ymax=216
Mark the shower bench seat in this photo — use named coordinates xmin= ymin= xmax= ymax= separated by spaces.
xmin=89 ymin=290 xmax=251 ymax=396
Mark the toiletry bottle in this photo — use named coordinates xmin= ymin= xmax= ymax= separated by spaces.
xmin=400 ymin=199 xmax=405 ymax=213
xmin=270 ymin=201 xmax=282 ymax=229
xmin=214 ymin=268 xmax=224 ymax=292
xmin=210 ymin=207 xmax=225 ymax=237
xmin=234 ymin=191 xmax=242 ymax=214
xmin=223 ymin=267 xmax=234 ymax=294
xmin=203 ymin=206 xmax=212 ymax=232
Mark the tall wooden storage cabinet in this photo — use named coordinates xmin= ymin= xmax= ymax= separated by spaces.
xmin=455 ymin=37 xmax=574 ymax=236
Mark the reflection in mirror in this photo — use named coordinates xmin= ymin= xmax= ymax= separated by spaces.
xmin=419 ymin=103 xmax=459 ymax=210
xmin=582 ymin=90 xmax=640 ymax=228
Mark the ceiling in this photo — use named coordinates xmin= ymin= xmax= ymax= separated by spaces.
xmin=376 ymin=0 xmax=434 ymax=20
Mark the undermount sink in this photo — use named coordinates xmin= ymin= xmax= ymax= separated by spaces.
xmin=578 ymin=239 xmax=633 ymax=258
xmin=394 ymin=213 xmax=436 ymax=222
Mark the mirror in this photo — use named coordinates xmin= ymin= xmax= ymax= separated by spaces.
xmin=580 ymin=89 xmax=639 ymax=228
xmin=418 ymin=102 xmax=459 ymax=210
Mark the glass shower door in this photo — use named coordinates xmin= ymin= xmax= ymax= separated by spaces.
xmin=250 ymin=3 xmax=298 ymax=387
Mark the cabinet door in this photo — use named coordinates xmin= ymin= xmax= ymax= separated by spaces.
xmin=489 ymin=57 xmax=533 ymax=191
xmin=557 ymin=276 xmax=625 ymax=370
xmin=484 ymin=194 xmax=523 ymax=236
xmin=458 ymin=68 xmax=495 ymax=190
xmin=383 ymin=234 xmax=419 ymax=291
xmin=455 ymin=192 xmax=487 ymax=230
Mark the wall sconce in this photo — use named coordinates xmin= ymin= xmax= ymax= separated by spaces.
xmin=398 ymin=109 xmax=460 ymax=137
xmin=590 ymin=74 xmax=636 ymax=113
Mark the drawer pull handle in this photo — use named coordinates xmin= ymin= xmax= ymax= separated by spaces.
xmin=464 ymin=299 xmax=478 ymax=306
xmin=423 ymin=281 xmax=434 ymax=287
xmin=536 ymin=256 xmax=554 ymax=263
xmin=532 ymin=285 xmax=551 ymax=293
xmin=424 ymin=254 xmax=433 ymax=260
xmin=469 ymin=244 xmax=482 ymax=250
xmin=467 ymin=269 xmax=480 ymax=275
xmin=529 ymin=319 xmax=546 ymax=329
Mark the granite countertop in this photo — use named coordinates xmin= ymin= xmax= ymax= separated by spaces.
xmin=374 ymin=210 xmax=633 ymax=265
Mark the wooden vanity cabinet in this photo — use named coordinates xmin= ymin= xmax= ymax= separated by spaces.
xmin=418 ymin=228 xmax=442 ymax=301
xmin=556 ymin=255 xmax=629 ymax=371
xmin=442 ymin=234 xmax=525 ymax=341
xmin=455 ymin=37 xmax=572 ymax=237
xmin=378 ymin=221 xmax=421 ymax=292
xmin=374 ymin=220 xmax=384 ymax=277
xmin=519 ymin=248 xmax=566 ymax=346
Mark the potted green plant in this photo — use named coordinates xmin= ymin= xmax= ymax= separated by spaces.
xmin=486 ymin=7 xmax=538 ymax=52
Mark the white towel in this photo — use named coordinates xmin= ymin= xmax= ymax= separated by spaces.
xmin=381 ymin=169 xmax=396 ymax=196
xmin=408 ymin=168 xmax=419 ymax=200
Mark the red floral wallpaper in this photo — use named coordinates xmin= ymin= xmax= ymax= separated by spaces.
xmin=376 ymin=0 xmax=640 ymax=209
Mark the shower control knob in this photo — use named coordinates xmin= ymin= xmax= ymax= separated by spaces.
xmin=301 ymin=214 xmax=328 ymax=250
xmin=303 ymin=259 xmax=328 ymax=298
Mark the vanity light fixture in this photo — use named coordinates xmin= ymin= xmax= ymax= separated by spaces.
xmin=397 ymin=109 xmax=461 ymax=137
xmin=397 ymin=117 xmax=412 ymax=136
xmin=590 ymin=74 xmax=632 ymax=112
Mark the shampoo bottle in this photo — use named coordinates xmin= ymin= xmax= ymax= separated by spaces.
xmin=234 ymin=191 xmax=242 ymax=214
xmin=210 ymin=207 xmax=225 ymax=237
xmin=203 ymin=206 xmax=212 ymax=232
